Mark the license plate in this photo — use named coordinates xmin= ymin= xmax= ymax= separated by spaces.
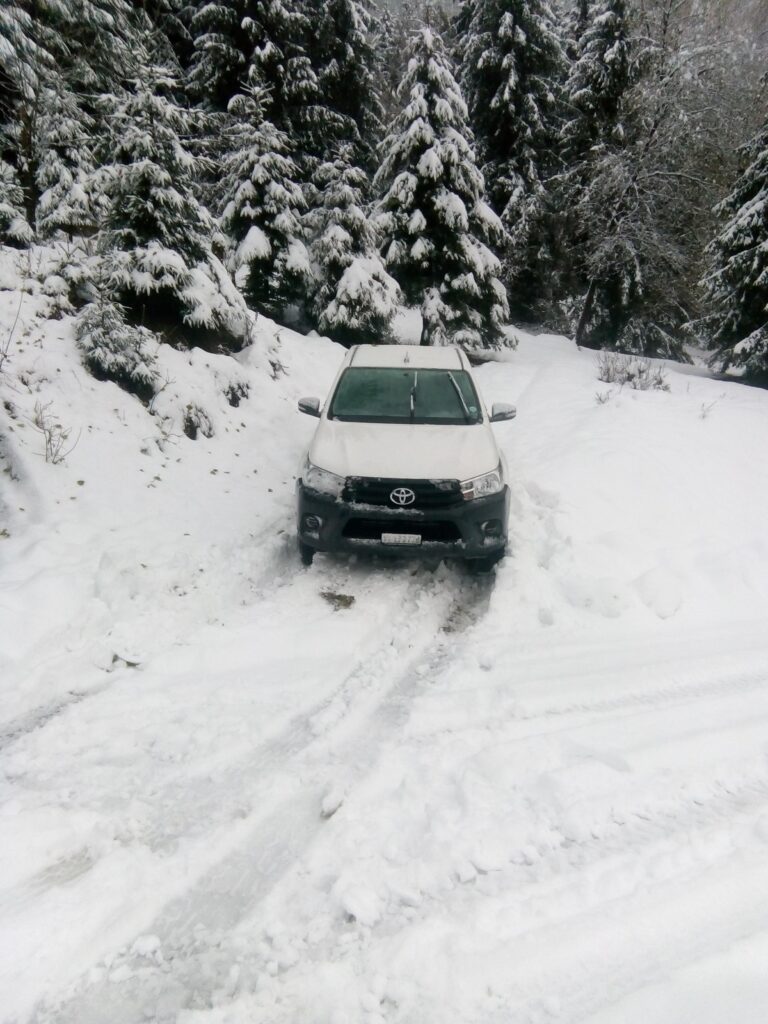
xmin=382 ymin=532 xmax=421 ymax=546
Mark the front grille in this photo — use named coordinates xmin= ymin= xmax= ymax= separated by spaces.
xmin=344 ymin=477 xmax=462 ymax=510
xmin=343 ymin=518 xmax=462 ymax=543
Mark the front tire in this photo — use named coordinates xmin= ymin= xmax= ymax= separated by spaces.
xmin=299 ymin=541 xmax=315 ymax=566
xmin=466 ymin=552 xmax=503 ymax=575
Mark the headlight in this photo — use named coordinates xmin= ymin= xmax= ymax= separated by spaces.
xmin=461 ymin=465 xmax=503 ymax=500
xmin=303 ymin=458 xmax=345 ymax=497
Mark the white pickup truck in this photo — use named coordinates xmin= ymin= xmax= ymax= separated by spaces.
xmin=296 ymin=344 xmax=516 ymax=571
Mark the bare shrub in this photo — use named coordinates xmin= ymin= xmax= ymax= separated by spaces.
xmin=596 ymin=352 xmax=669 ymax=391
xmin=0 ymin=292 xmax=24 ymax=375
xmin=32 ymin=401 xmax=79 ymax=463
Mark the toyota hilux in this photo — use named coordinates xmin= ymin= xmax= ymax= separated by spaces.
xmin=295 ymin=344 xmax=516 ymax=571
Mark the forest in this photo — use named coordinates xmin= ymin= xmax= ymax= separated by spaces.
xmin=1 ymin=0 xmax=767 ymax=384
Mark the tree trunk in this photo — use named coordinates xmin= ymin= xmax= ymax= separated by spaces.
xmin=575 ymin=278 xmax=598 ymax=347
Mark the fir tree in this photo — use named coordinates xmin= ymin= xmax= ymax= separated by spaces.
xmin=563 ymin=0 xmax=630 ymax=161
xmin=97 ymin=70 xmax=248 ymax=346
xmin=1 ymin=0 xmax=139 ymax=228
xmin=459 ymin=0 xmax=566 ymax=315
xmin=0 ymin=159 xmax=32 ymax=246
xmin=75 ymin=295 xmax=159 ymax=401
xmin=374 ymin=7 xmax=403 ymax=122
xmin=220 ymin=88 xmax=311 ymax=324
xmin=140 ymin=0 xmax=194 ymax=72
xmin=558 ymin=0 xmax=632 ymax=342
xmin=376 ymin=27 xmax=509 ymax=348
xmin=305 ymin=0 xmax=384 ymax=174
xmin=562 ymin=0 xmax=590 ymax=62
xmin=234 ymin=0 xmax=319 ymax=157
xmin=35 ymin=86 xmax=98 ymax=238
xmin=704 ymin=113 xmax=768 ymax=382
xmin=187 ymin=0 xmax=249 ymax=109
xmin=308 ymin=148 xmax=399 ymax=345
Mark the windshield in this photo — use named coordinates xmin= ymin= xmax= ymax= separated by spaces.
xmin=329 ymin=367 xmax=482 ymax=425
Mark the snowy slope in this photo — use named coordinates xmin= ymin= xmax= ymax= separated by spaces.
xmin=2 ymin=247 xmax=768 ymax=1024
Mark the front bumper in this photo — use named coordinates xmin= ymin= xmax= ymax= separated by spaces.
xmin=297 ymin=481 xmax=509 ymax=560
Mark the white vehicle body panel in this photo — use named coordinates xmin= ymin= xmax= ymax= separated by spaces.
xmin=305 ymin=345 xmax=504 ymax=482
xmin=309 ymin=420 xmax=501 ymax=481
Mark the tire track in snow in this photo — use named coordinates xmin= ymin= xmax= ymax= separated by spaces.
xmin=0 ymin=510 xmax=328 ymax=754
xmin=0 ymin=687 xmax=109 ymax=754
xmin=221 ymin=709 xmax=768 ymax=1024
xmin=453 ymin=788 xmax=768 ymax=1024
xmin=507 ymin=660 xmax=768 ymax=731
xmin=28 ymin=568 xmax=493 ymax=1024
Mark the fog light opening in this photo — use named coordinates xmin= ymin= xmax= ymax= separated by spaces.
xmin=481 ymin=519 xmax=503 ymax=538
xmin=303 ymin=514 xmax=322 ymax=535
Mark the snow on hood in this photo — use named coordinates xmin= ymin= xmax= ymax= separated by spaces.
xmin=309 ymin=418 xmax=501 ymax=481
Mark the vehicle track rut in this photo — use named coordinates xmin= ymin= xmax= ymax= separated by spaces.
xmin=28 ymin=568 xmax=493 ymax=1024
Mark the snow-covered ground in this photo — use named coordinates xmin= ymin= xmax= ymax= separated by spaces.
xmin=2 ymin=247 xmax=768 ymax=1024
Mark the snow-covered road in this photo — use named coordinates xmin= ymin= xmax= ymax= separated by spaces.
xmin=2 ymin=271 xmax=768 ymax=1023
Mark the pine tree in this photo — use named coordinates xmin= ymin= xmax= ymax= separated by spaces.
xmin=376 ymin=27 xmax=509 ymax=348
xmin=97 ymin=70 xmax=248 ymax=346
xmin=558 ymin=0 xmax=632 ymax=343
xmin=75 ymin=295 xmax=159 ymax=401
xmin=308 ymin=149 xmax=399 ymax=345
xmin=459 ymin=0 xmax=566 ymax=315
xmin=562 ymin=0 xmax=590 ymax=62
xmin=141 ymin=0 xmax=194 ymax=72
xmin=241 ymin=0 xmax=310 ymax=126
xmin=563 ymin=0 xmax=630 ymax=161
xmin=35 ymin=86 xmax=98 ymax=238
xmin=375 ymin=7 xmax=403 ymax=122
xmin=305 ymin=0 xmax=384 ymax=174
xmin=1 ymin=0 xmax=139 ymax=230
xmin=704 ymin=113 xmax=768 ymax=381
xmin=0 ymin=159 xmax=33 ymax=246
xmin=187 ymin=0 xmax=249 ymax=109
xmin=220 ymin=88 xmax=311 ymax=324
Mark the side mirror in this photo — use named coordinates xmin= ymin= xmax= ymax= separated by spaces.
xmin=490 ymin=402 xmax=517 ymax=422
xmin=298 ymin=397 xmax=321 ymax=417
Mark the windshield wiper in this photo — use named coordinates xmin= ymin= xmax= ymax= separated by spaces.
xmin=409 ymin=371 xmax=418 ymax=421
xmin=448 ymin=372 xmax=473 ymax=423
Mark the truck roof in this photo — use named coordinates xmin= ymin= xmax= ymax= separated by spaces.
xmin=349 ymin=344 xmax=466 ymax=370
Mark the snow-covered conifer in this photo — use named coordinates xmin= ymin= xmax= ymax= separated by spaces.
xmin=97 ymin=71 xmax=248 ymax=347
xmin=459 ymin=0 xmax=566 ymax=313
xmin=563 ymin=0 xmax=591 ymax=62
xmin=1 ymin=0 xmax=139 ymax=236
xmin=374 ymin=7 xmax=402 ymax=121
xmin=75 ymin=296 xmax=159 ymax=400
xmin=306 ymin=0 xmax=384 ymax=174
xmin=241 ymin=1 xmax=314 ymax=132
xmin=704 ymin=114 xmax=768 ymax=381
xmin=188 ymin=0 xmax=249 ymax=109
xmin=220 ymin=88 xmax=312 ymax=324
xmin=0 ymin=160 xmax=33 ymax=247
xmin=555 ymin=0 xmax=632 ymax=338
xmin=376 ymin=27 xmax=509 ymax=348
xmin=563 ymin=0 xmax=630 ymax=160
xmin=35 ymin=88 xmax=98 ymax=238
xmin=308 ymin=150 xmax=399 ymax=345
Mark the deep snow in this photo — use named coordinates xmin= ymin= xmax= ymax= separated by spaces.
xmin=2 ymin=246 xmax=768 ymax=1024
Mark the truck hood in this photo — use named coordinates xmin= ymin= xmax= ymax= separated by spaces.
xmin=308 ymin=419 xmax=500 ymax=482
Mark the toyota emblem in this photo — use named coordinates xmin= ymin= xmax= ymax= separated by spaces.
xmin=390 ymin=487 xmax=416 ymax=507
